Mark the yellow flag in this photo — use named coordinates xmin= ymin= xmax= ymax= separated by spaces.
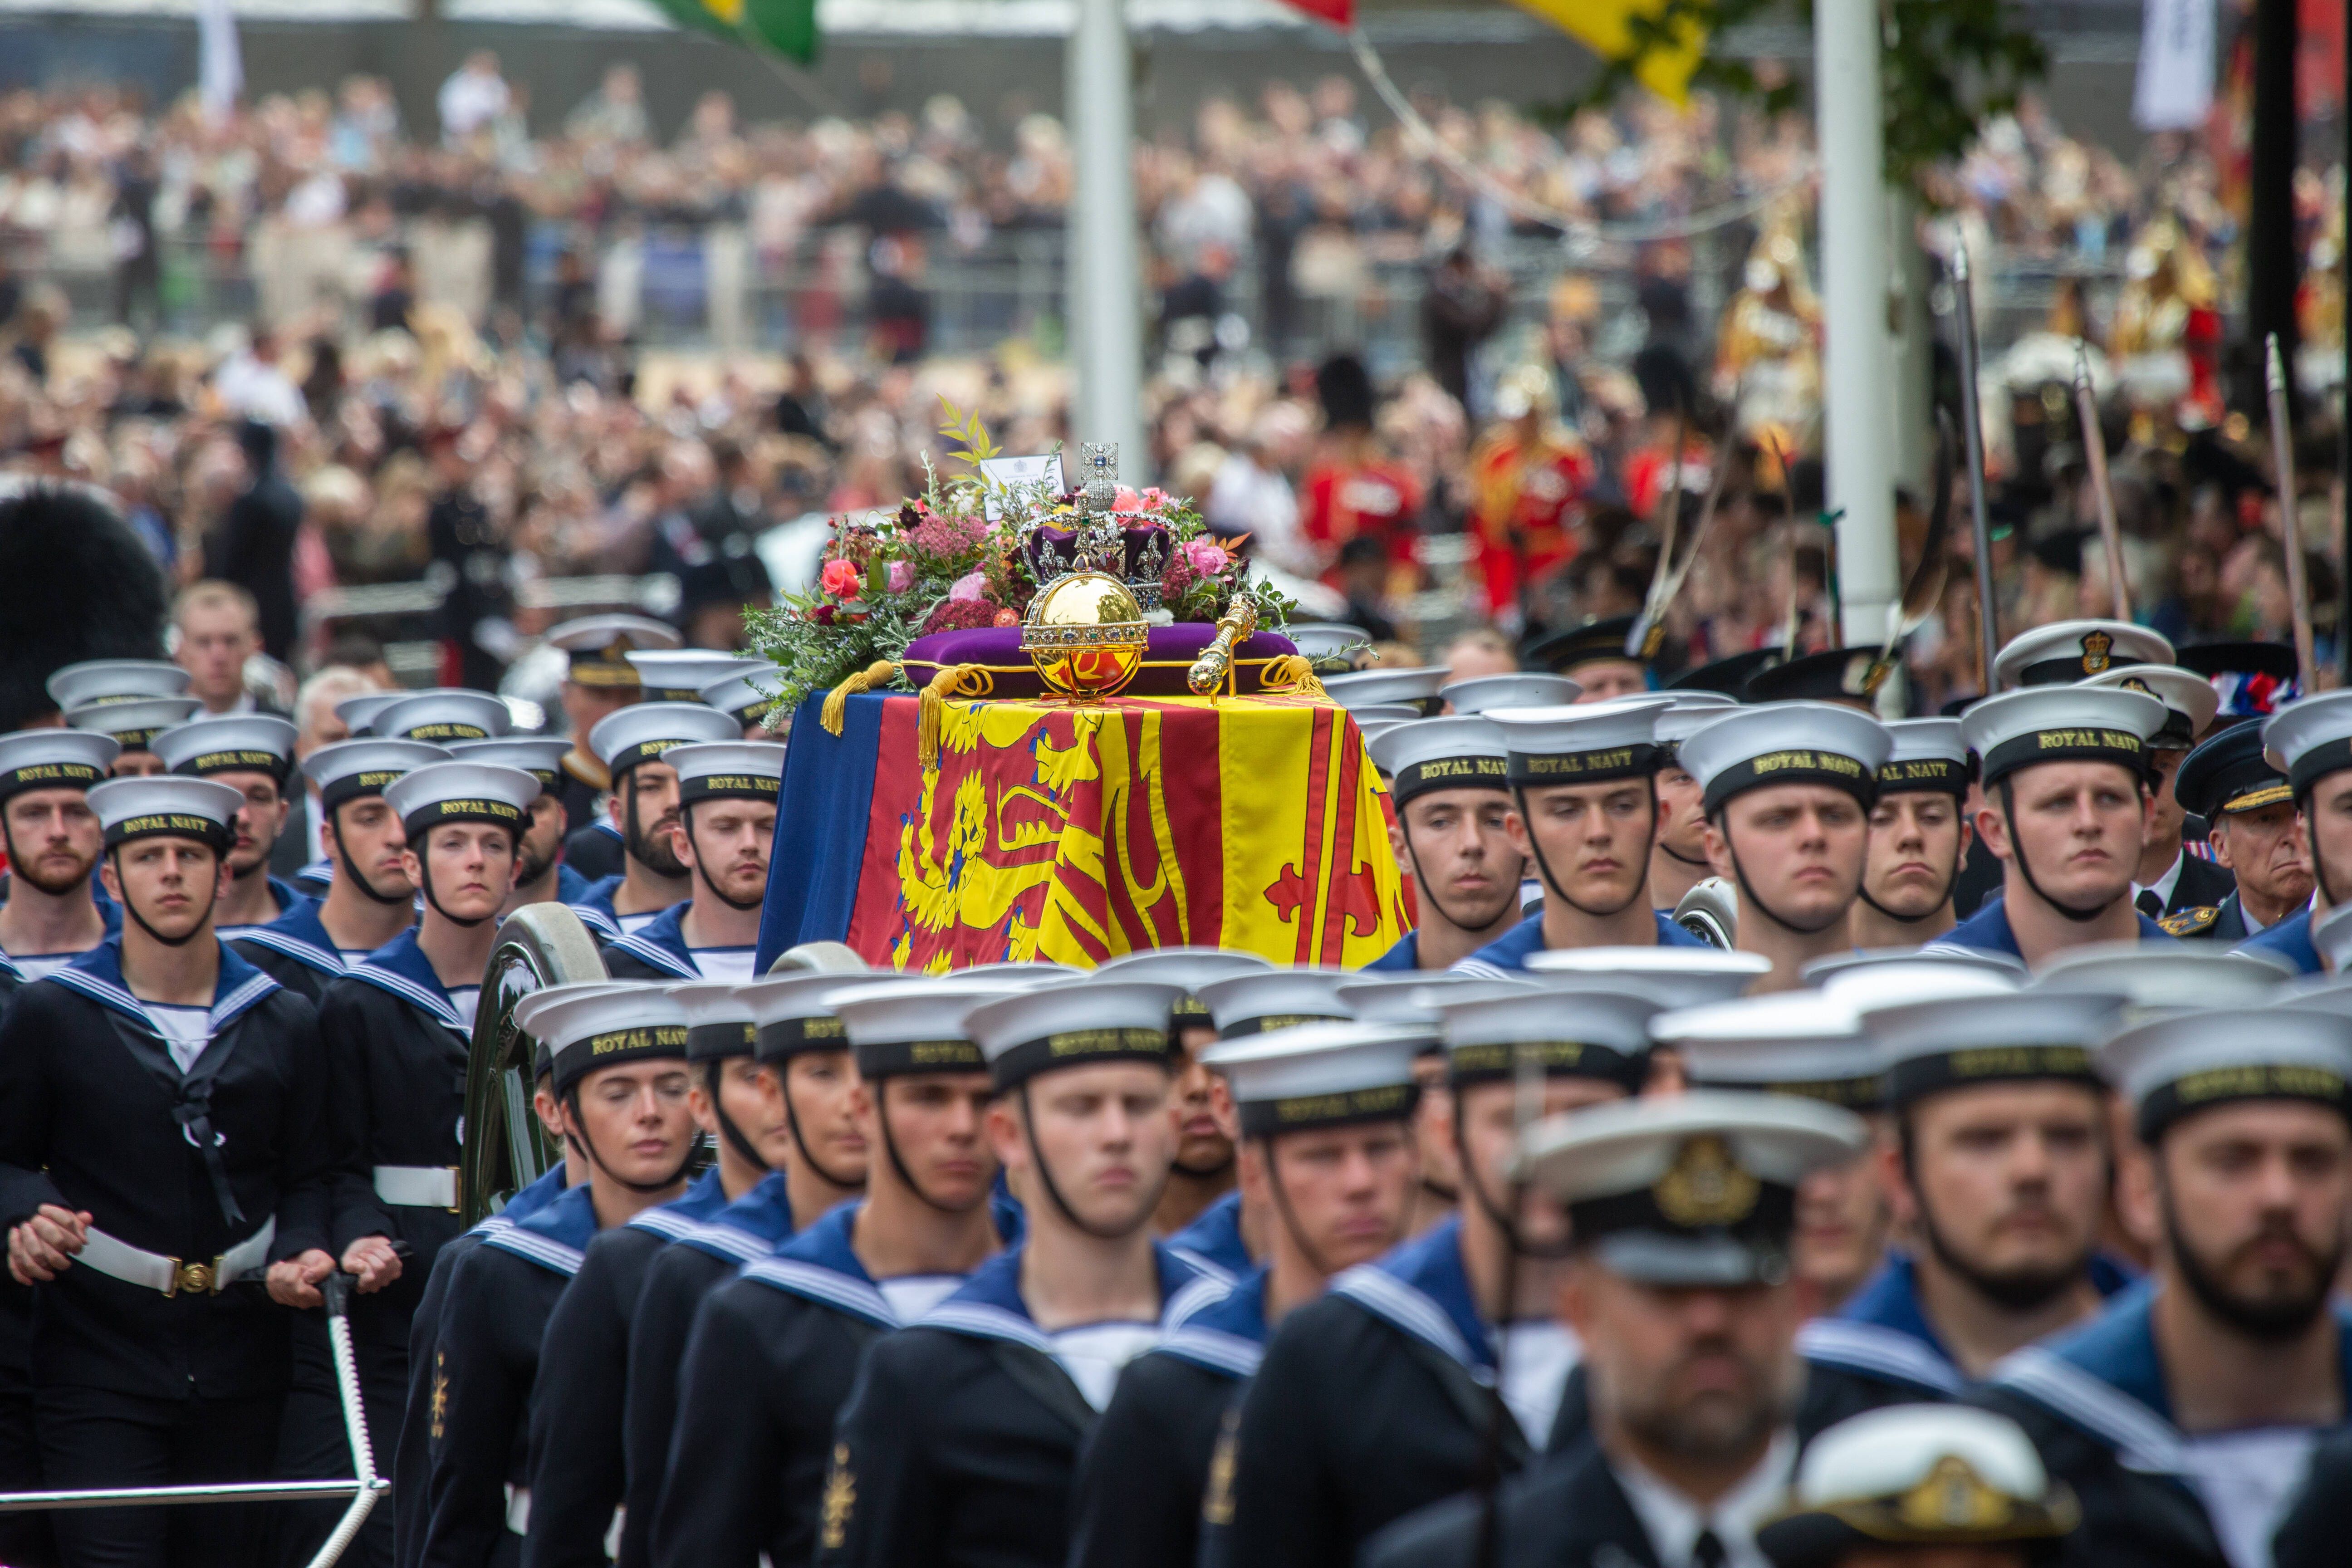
xmin=1506 ymin=0 xmax=1706 ymax=107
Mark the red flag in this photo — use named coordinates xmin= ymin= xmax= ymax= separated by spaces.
xmin=1276 ymin=0 xmax=1352 ymax=27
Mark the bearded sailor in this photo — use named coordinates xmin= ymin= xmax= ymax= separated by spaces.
xmin=544 ymin=614 xmax=682 ymax=861
xmin=565 ymin=703 xmax=740 ymax=940
xmin=1071 ymin=1019 xmax=1426 ymax=1568
xmin=444 ymin=737 xmax=597 ymax=909
xmin=598 ymin=740 xmax=782 ymax=983
xmin=0 ymin=728 xmax=120 ymax=985
xmin=655 ymin=974 xmax=1024 ymax=1568
xmin=150 ymin=712 xmax=310 ymax=942
xmin=1363 ymin=718 xmax=1528 ymax=972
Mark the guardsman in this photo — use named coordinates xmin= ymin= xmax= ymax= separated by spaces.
xmin=1980 ymin=1002 xmax=2352 ymax=1568
xmin=1756 ymin=1405 xmax=2079 ymax=1568
xmin=0 ymin=729 xmax=118 ymax=982
xmin=1364 ymin=718 xmax=1529 ymax=972
xmin=1679 ymin=701 xmax=1892 ymax=990
xmin=151 ymin=713 xmax=309 ymax=941
xmin=2236 ymin=691 xmax=2352 ymax=973
xmin=1851 ymin=719 xmax=1973 ymax=950
xmin=817 ymin=976 xmax=1210 ymax=1568
xmin=1465 ymin=365 xmax=1596 ymax=624
xmin=421 ymin=983 xmax=699 ymax=1568
xmin=1096 ymin=948 xmax=1272 ymax=1251
xmin=2079 ymin=663 xmax=2233 ymax=920
xmin=444 ymin=737 xmax=596 ymax=909
xmin=280 ymin=758 xmax=539 ymax=1567
xmin=1523 ymin=615 xmax=1651 ymax=702
xmin=1220 ymin=978 xmax=1661 ymax=1568
xmin=234 ymin=739 xmax=444 ymax=1003
xmin=0 ymin=775 xmax=363 ymax=1568
xmin=1452 ymin=697 xmax=1717 ymax=975
xmin=67 ymin=695 xmax=202 ymax=779
xmin=598 ymin=740 xmax=782 ymax=984
xmin=1651 ymin=693 xmax=1742 ymax=916
xmin=1360 ymin=1092 xmax=1869 ymax=1568
xmin=655 ymin=974 xmax=1022 ymax=1568
xmin=1071 ymin=1019 xmax=1426 ymax=1568
xmin=602 ymin=972 xmax=870 ymax=1568
xmin=1992 ymin=621 xmax=2176 ymax=691
xmin=696 ymin=662 xmax=788 ymax=741
xmin=544 ymin=614 xmax=682 ymax=857
xmin=565 ymin=704 xmax=740 ymax=940
xmin=2167 ymin=722 xmax=2307 ymax=942
xmin=1934 ymin=687 xmax=2173 ymax=962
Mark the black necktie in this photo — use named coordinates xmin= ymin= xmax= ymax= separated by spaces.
xmin=1693 ymin=1528 xmax=1728 ymax=1568
xmin=2136 ymin=888 xmax=2164 ymax=919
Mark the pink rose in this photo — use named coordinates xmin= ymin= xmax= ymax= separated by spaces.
xmin=1181 ymin=539 xmax=1229 ymax=574
xmin=1141 ymin=487 xmax=1172 ymax=510
xmin=887 ymin=560 xmax=914 ymax=593
xmin=819 ymin=558 xmax=863 ymax=599
xmin=949 ymin=569 xmax=989 ymax=603
xmin=1115 ymin=486 xmax=1142 ymax=512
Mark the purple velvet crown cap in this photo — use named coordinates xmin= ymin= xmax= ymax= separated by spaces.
xmin=903 ymin=625 xmax=1302 ymax=700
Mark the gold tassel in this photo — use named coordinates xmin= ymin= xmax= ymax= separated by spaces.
xmin=1259 ymin=653 xmax=1328 ymax=699
xmin=918 ymin=665 xmax=995 ymax=769
xmin=820 ymin=660 xmax=901 ymax=736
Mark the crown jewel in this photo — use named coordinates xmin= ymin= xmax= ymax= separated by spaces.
xmin=1022 ymin=444 xmax=1170 ymax=613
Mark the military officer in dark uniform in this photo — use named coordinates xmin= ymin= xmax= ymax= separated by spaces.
xmin=150 ymin=713 xmax=311 ymax=942
xmin=1070 ymin=1019 xmax=1426 ymax=1568
xmin=444 ymin=738 xmax=596 ymax=909
xmin=66 ymin=695 xmax=202 ymax=779
xmin=233 ymin=739 xmax=444 ymax=1004
xmin=1978 ymin=1003 xmax=2352 ymax=1568
xmin=1218 ymin=978 xmax=1666 ymax=1568
xmin=817 ymin=975 xmax=1213 ymax=1568
xmin=599 ymin=740 xmax=782 ymax=985
xmin=655 ymin=973 xmax=1021 ymax=1568
xmin=1360 ymin=1092 xmax=1869 ymax=1568
xmin=543 ymin=615 xmax=681 ymax=863
xmin=421 ymin=982 xmax=700 ymax=1568
xmin=0 ymin=775 xmax=372 ymax=1568
xmin=2167 ymin=721 xmax=2309 ymax=942
xmin=563 ymin=704 xmax=738 ymax=940
xmin=2237 ymin=692 xmax=2352 ymax=973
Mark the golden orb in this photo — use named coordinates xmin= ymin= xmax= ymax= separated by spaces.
xmin=1021 ymin=570 xmax=1149 ymax=701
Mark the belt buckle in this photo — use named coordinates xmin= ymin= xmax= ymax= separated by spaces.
xmin=448 ymin=1167 xmax=463 ymax=1216
xmin=170 ymin=1259 xmax=214 ymax=1296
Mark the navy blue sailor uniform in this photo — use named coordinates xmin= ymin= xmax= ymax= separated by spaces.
xmin=0 ymin=934 xmax=332 ymax=1568
xmin=595 ymin=902 xmax=757 ymax=985
xmin=1166 ymin=1189 xmax=1251 ymax=1282
xmin=233 ymin=900 xmax=359 ymax=1006
xmin=560 ymin=703 xmax=741 ymax=945
xmin=1931 ymin=894 xmax=2175 ymax=956
xmin=1453 ymin=908 xmax=1710 ymax=976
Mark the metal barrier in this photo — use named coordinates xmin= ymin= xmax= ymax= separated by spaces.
xmin=0 ymin=1273 xmax=386 ymax=1568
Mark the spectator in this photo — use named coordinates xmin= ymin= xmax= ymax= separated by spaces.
xmin=1421 ymin=245 xmax=1508 ymax=413
xmin=172 ymin=580 xmax=274 ymax=715
xmin=438 ymin=51 xmax=510 ymax=147
xmin=214 ymin=328 xmax=306 ymax=427
xmin=1441 ymin=627 xmax=1520 ymax=685
xmin=567 ymin=63 xmax=650 ymax=145
xmin=204 ymin=420 xmax=305 ymax=662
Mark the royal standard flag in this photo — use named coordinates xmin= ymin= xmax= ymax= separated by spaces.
xmin=1506 ymin=0 xmax=1705 ymax=107
xmin=755 ymin=691 xmax=1409 ymax=971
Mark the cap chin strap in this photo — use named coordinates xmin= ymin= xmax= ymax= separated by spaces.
xmin=327 ymin=810 xmax=414 ymax=908
xmin=778 ymin=1064 xmax=867 ymax=1190
xmin=417 ymin=862 xmax=492 ymax=929
xmin=1855 ymin=836 xmax=1964 ymax=925
xmin=1397 ymin=813 xmax=1524 ymax=936
xmin=1260 ymin=1131 xmax=1409 ymax=1282
xmin=1018 ymin=1080 xmax=1168 ymax=1243
xmin=683 ymin=806 xmax=764 ymax=913
xmin=1450 ymin=1095 xmax=1574 ymax=1261
xmin=703 ymin=1061 xmax=769 ymax=1173
xmin=109 ymin=847 xmax=219 ymax=949
xmin=2297 ymin=789 xmax=2344 ymax=908
xmin=1718 ymin=816 xmax=1851 ymax=937
xmin=1509 ymin=783 xmax=1656 ymax=922
xmin=874 ymin=1078 xmax=982 ymax=1214
xmin=563 ymin=1088 xmax=698 ymax=1196
xmin=1997 ymin=779 xmax=2116 ymax=924
xmin=1657 ymin=839 xmax=1713 ymax=869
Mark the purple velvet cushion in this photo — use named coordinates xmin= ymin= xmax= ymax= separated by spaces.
xmin=902 ymin=625 xmax=1302 ymax=699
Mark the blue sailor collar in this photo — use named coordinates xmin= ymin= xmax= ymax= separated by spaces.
xmin=215 ymin=876 xmax=309 ymax=936
xmin=1167 ymin=1190 xmax=1251 ymax=1283
xmin=293 ymin=856 xmax=334 ymax=897
xmin=555 ymin=862 xmax=594 ymax=904
xmin=49 ymin=935 xmax=280 ymax=1039
xmin=1929 ymin=895 xmax=2174 ymax=960
xmin=0 ymin=951 xmax=17 ymax=984
xmin=674 ymin=1170 xmax=799 ymax=1264
xmin=1991 ymin=1281 xmax=2352 ymax=1473
xmin=1329 ymin=1214 xmax=1499 ymax=1375
xmin=1362 ymin=930 xmax=1420 ymax=972
xmin=565 ymin=875 xmax=625 ymax=941
xmin=602 ymin=900 xmax=697 ymax=980
xmin=1156 ymin=1266 xmax=1270 ymax=1379
xmin=625 ymin=1167 xmax=733 ymax=1242
xmin=1452 ymin=909 xmax=1706 ymax=978
xmin=345 ymin=928 xmax=468 ymax=1035
xmin=485 ymin=1182 xmax=600 ymax=1277
xmin=2237 ymin=904 xmax=2319 ymax=975
xmin=1804 ymin=1250 xmax=2142 ymax=1399
xmin=741 ymin=1197 xmax=1028 ymax=1328
xmin=466 ymin=1164 xmax=571 ymax=1241
xmin=918 ymin=1240 xmax=1220 ymax=1354
xmin=233 ymin=898 xmax=347 ymax=980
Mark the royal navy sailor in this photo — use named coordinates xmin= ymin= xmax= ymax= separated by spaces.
xmin=816 ymin=975 xmax=1215 ymax=1568
xmin=543 ymin=614 xmax=682 ymax=858
xmin=66 ymin=694 xmax=201 ymax=779
xmin=0 ymin=775 xmax=364 ymax=1568
xmin=2079 ymin=663 xmax=2233 ymax=921
xmin=44 ymin=657 xmax=193 ymax=715
xmin=1978 ymin=1002 xmax=2352 ymax=1568
xmin=150 ymin=712 xmax=311 ymax=942
xmin=1651 ymin=693 xmax=1743 ymax=916
xmin=655 ymin=974 xmax=1024 ymax=1568
xmin=1362 ymin=717 xmax=1529 ymax=971
xmin=1850 ymin=719 xmax=1973 ymax=950
xmin=598 ymin=740 xmax=782 ymax=984
xmin=1933 ymin=686 xmax=2174 ymax=962
xmin=372 ymin=691 xmax=512 ymax=750
xmin=1360 ymin=1091 xmax=1869 ymax=1568
xmin=2236 ymin=691 xmax=2352 ymax=973
xmin=1450 ymin=696 xmax=1715 ymax=974
xmin=1218 ymin=977 xmax=1664 ymax=1568
xmin=564 ymin=703 xmax=740 ymax=940
xmin=420 ymin=983 xmax=700 ymax=1568
xmin=1069 ymin=1019 xmax=1426 ymax=1568
xmin=444 ymin=737 xmax=597 ymax=909
xmin=2168 ymin=721 xmax=2308 ymax=942
xmin=696 ymin=662 xmax=787 ymax=741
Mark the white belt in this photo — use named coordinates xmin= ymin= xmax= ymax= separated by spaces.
xmin=505 ymin=1484 xmax=530 ymax=1535
xmin=374 ymin=1166 xmax=460 ymax=1210
xmin=76 ymin=1218 xmax=276 ymax=1298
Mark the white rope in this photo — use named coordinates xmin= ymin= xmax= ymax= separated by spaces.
xmin=1346 ymin=25 xmax=1813 ymax=248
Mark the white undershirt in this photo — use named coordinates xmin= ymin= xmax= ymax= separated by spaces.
xmin=447 ymin=987 xmax=482 ymax=1034
xmin=2180 ymin=1427 xmax=2322 ymax=1568
xmin=1049 ymin=1321 xmax=1164 ymax=1411
xmin=875 ymin=1275 xmax=963 ymax=1324
xmin=1612 ymin=1429 xmax=1796 ymax=1568
xmin=149 ymin=1003 xmax=216 ymax=1074
xmin=690 ymin=947 xmax=758 ymax=984
xmin=337 ymin=949 xmax=374 ymax=966
xmin=618 ymin=911 xmax=660 ymax=936
xmin=6 ymin=952 xmax=78 ymax=982
xmin=1496 ymin=1321 xmax=1582 ymax=1447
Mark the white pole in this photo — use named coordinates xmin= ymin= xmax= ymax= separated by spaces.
xmin=1813 ymin=0 xmax=1898 ymax=646
xmin=1066 ymin=0 xmax=1146 ymax=478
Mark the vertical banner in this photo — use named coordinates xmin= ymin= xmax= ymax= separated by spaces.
xmin=2136 ymin=0 xmax=2217 ymax=131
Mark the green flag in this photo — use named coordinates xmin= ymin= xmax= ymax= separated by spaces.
xmin=644 ymin=0 xmax=816 ymax=64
